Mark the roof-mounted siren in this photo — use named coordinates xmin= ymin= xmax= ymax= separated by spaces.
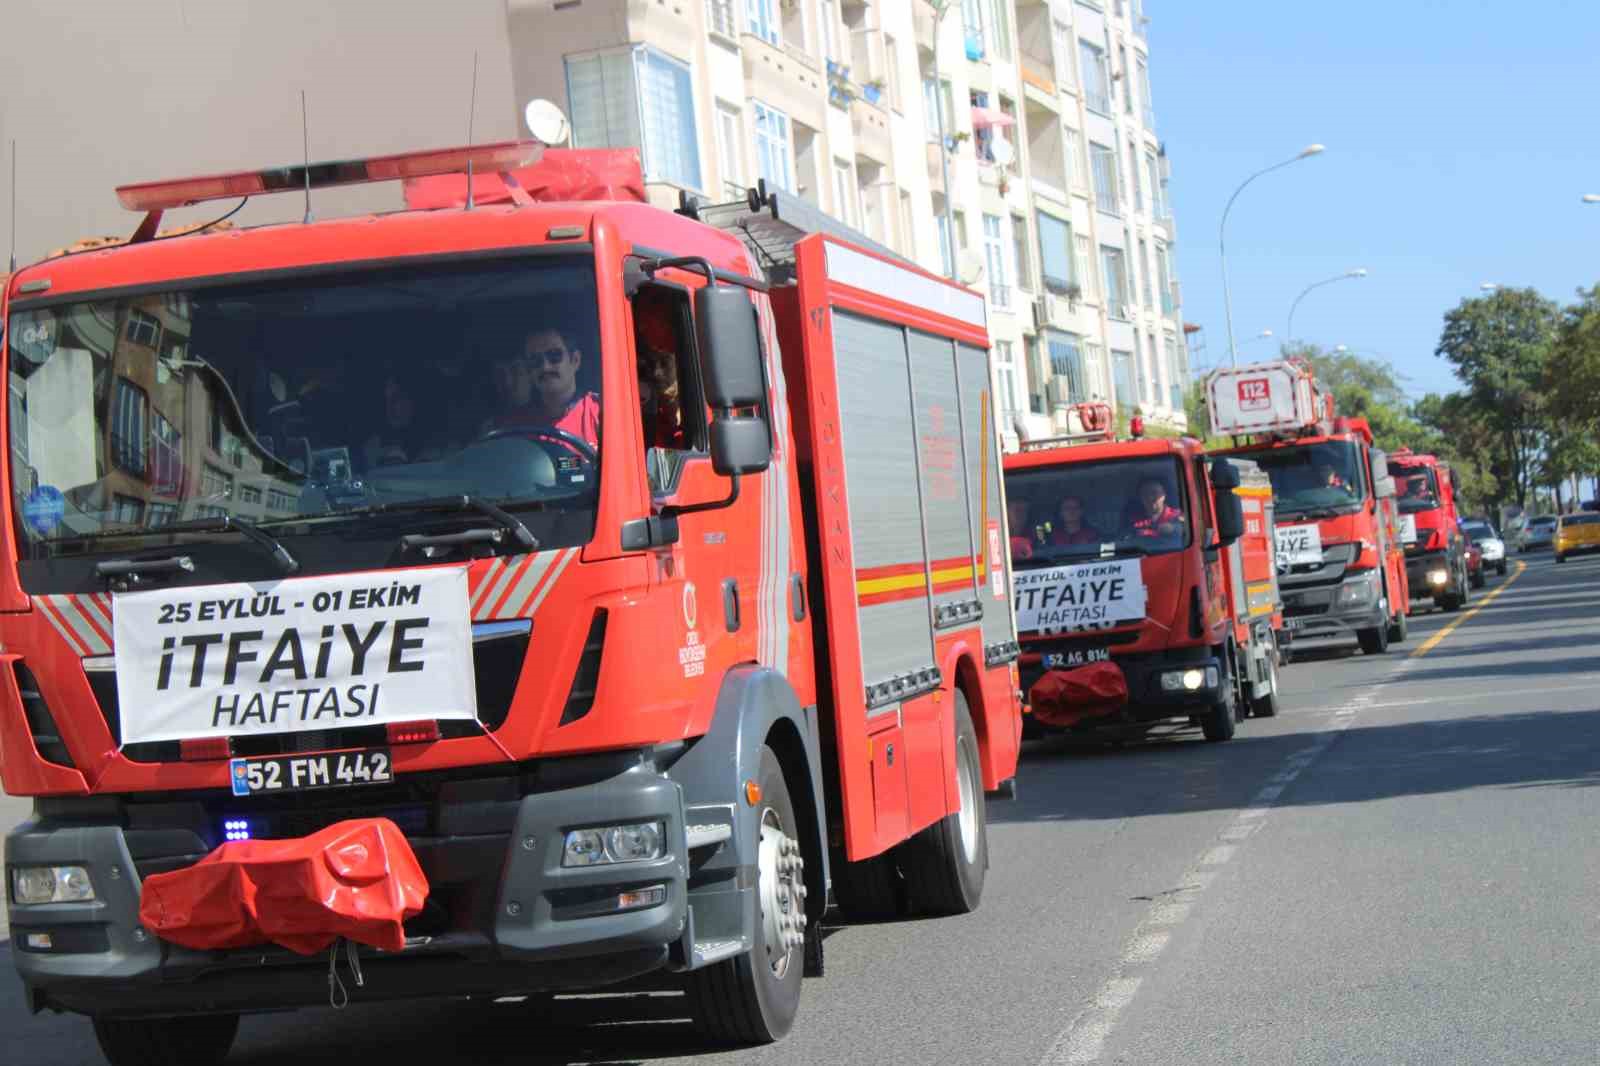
xmin=1204 ymin=358 xmax=1330 ymax=439
xmin=114 ymin=135 xmax=553 ymax=243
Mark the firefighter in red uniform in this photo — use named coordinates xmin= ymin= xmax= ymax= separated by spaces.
xmin=1127 ymin=477 xmax=1184 ymax=539
xmin=1007 ymin=497 xmax=1034 ymax=560
xmin=1050 ymin=495 xmax=1102 ymax=546
xmin=484 ymin=326 xmax=601 ymax=448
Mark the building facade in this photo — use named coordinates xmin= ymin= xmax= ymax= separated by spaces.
xmin=1 ymin=0 xmax=1188 ymax=445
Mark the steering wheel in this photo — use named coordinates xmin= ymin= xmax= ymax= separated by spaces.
xmin=479 ymin=424 xmax=599 ymax=466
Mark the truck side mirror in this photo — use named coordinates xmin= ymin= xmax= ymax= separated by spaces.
xmin=694 ymin=283 xmax=772 ymax=476
xmin=1208 ymin=458 xmax=1245 ymax=545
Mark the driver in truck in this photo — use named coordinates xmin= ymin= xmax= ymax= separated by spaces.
xmin=484 ymin=325 xmax=602 ymax=448
xmin=1127 ymin=476 xmax=1184 ymax=539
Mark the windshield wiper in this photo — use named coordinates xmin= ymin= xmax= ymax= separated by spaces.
xmin=377 ymin=495 xmax=539 ymax=552
xmin=94 ymin=554 xmax=196 ymax=584
xmin=162 ymin=515 xmax=301 ymax=574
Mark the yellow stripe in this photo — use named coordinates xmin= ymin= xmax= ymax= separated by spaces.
xmin=979 ymin=393 xmax=991 ymax=581
xmin=1409 ymin=559 xmax=1526 ymax=658
xmin=856 ymin=562 xmax=979 ymax=597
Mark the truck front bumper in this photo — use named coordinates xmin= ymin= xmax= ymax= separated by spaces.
xmin=5 ymin=759 xmax=695 ymax=1018
xmin=1280 ymin=571 xmax=1387 ymax=641
xmin=1404 ymin=551 xmax=1452 ymax=599
xmin=1020 ymin=646 xmax=1224 ymax=731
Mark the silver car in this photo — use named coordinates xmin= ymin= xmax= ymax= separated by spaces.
xmin=1519 ymin=515 xmax=1558 ymax=552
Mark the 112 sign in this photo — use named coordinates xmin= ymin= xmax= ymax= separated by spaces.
xmin=1237 ymin=378 xmax=1271 ymax=411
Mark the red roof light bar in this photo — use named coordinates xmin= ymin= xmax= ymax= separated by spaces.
xmin=115 ymin=139 xmax=545 ymax=212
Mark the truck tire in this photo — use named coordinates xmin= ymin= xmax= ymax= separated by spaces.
xmin=829 ymin=851 xmax=904 ymax=919
xmin=1249 ymin=646 xmax=1280 ymax=718
xmin=1201 ymin=648 xmax=1238 ymax=742
xmin=1357 ymin=619 xmax=1389 ymax=655
xmin=687 ymin=745 xmax=804 ymax=1044
xmin=1556 ymin=552 xmax=1567 ymax=564
xmin=1386 ymin=602 xmax=1408 ymax=644
xmin=93 ymin=1014 xmax=239 ymax=1066
xmin=897 ymin=694 xmax=987 ymax=916
xmin=1497 ymin=560 xmax=1507 ymax=576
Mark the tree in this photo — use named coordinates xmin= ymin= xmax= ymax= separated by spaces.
xmin=1434 ymin=287 xmax=1560 ymax=509
xmin=1412 ymin=392 xmax=1499 ymax=513
xmin=1546 ymin=284 xmax=1600 ymax=428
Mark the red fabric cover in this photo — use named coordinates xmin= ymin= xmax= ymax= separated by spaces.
xmin=138 ymin=818 xmax=428 ymax=955
xmin=1028 ymin=661 xmax=1129 ymax=727
xmin=401 ymin=148 xmax=646 ymax=209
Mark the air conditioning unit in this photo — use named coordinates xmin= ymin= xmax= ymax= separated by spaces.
xmin=1031 ymin=295 xmax=1048 ymax=333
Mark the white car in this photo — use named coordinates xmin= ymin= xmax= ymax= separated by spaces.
xmin=1462 ymin=520 xmax=1507 ymax=576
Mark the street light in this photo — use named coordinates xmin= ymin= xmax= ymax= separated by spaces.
xmin=1220 ymin=144 xmax=1325 ymax=366
xmin=1242 ymin=328 xmax=1275 ymax=349
xmin=1285 ymin=267 xmax=1367 ymax=343
xmin=1480 ymin=282 xmax=1499 ymax=292
xmin=928 ymin=0 xmax=960 ymax=279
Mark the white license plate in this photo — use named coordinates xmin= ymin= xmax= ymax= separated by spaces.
xmin=1044 ymin=646 xmax=1112 ymax=669
xmin=1285 ymin=618 xmax=1304 ymax=631
xmin=229 ymin=749 xmax=393 ymax=796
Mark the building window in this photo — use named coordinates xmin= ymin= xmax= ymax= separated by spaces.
xmin=566 ymin=47 xmax=702 ymax=190
xmin=982 ymin=214 xmax=1012 ymax=310
xmin=266 ymin=489 xmax=296 ymax=513
xmin=1053 ymin=20 xmax=1076 ymax=91
xmin=1036 ymin=211 xmax=1073 ymax=293
xmin=1112 ymin=349 xmax=1135 ymax=411
xmin=1138 ymin=59 xmax=1154 ymax=127
xmin=962 ymin=0 xmax=986 ymax=59
xmin=1165 ymin=332 xmax=1185 ymax=409
xmin=1144 ymin=333 xmax=1160 ymax=406
xmin=938 ymin=210 xmax=955 ymax=278
xmin=994 ymin=340 xmax=1020 ymax=421
xmin=899 ymin=189 xmax=915 ymax=257
xmin=820 ymin=0 xmax=838 ymax=59
xmin=884 ymin=36 xmax=901 ymax=110
xmin=1064 ymin=126 xmax=1087 ymax=189
xmin=1101 ymin=245 xmax=1128 ymax=316
xmin=833 ymin=158 xmax=858 ymax=228
xmin=923 ymin=77 xmax=943 ymax=141
xmin=1157 ymin=242 xmax=1175 ymax=313
xmin=1090 ymin=141 xmax=1119 ymax=215
xmin=708 ymin=0 xmax=738 ymax=36
xmin=111 ymin=494 xmax=145 ymax=527
xmin=1128 ymin=139 xmax=1143 ymax=212
xmin=989 ymin=0 xmax=1013 ymax=62
xmin=1012 ymin=213 xmax=1033 ymax=292
xmin=124 ymin=310 xmax=161 ymax=349
xmin=715 ymin=102 xmax=746 ymax=201
xmin=111 ymin=378 xmax=148 ymax=477
xmin=747 ymin=0 xmax=781 ymax=45
xmin=753 ymin=101 xmax=793 ymax=193
xmin=1120 ymin=44 xmax=1134 ymax=114
xmin=1046 ymin=330 xmax=1088 ymax=403
xmin=201 ymin=464 xmax=234 ymax=502
xmin=147 ymin=503 xmax=178 ymax=527
xmin=238 ymin=484 xmax=263 ymax=505
xmin=194 ymin=504 xmax=229 ymax=520
xmin=1139 ymin=238 xmax=1154 ymax=308
xmin=1073 ymin=234 xmax=1097 ymax=302
xmin=1080 ymin=40 xmax=1110 ymax=114
xmin=150 ymin=411 xmax=182 ymax=496
xmin=1147 ymin=149 xmax=1163 ymax=217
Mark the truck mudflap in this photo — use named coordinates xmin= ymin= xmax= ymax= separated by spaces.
xmin=7 ymin=766 xmax=693 ymax=1017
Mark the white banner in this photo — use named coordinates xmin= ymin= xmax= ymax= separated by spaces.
xmin=1275 ymin=523 xmax=1324 ymax=567
xmin=1013 ymin=559 xmax=1146 ymax=633
xmin=113 ymin=567 xmax=478 ymax=745
xmin=1399 ymin=514 xmax=1418 ymax=545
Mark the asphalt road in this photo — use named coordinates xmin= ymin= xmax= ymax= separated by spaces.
xmin=4 ymin=549 xmax=1596 ymax=1065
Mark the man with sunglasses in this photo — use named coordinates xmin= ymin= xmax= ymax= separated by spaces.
xmin=484 ymin=326 xmax=601 ymax=449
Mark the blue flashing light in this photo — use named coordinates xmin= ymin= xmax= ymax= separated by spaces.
xmin=223 ymin=818 xmax=252 ymax=842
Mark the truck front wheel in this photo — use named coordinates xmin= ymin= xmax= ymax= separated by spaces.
xmin=1201 ymin=648 xmax=1239 ymax=742
xmin=93 ymin=1013 xmax=239 ymax=1066
xmin=898 ymin=694 xmax=987 ymax=915
xmin=687 ymin=745 xmax=804 ymax=1044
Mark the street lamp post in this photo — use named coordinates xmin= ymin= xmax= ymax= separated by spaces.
xmin=929 ymin=0 xmax=959 ymax=279
xmin=1219 ymin=144 xmax=1325 ymax=366
xmin=1285 ymin=267 xmax=1367 ymax=343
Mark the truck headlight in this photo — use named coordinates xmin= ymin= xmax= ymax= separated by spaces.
xmin=1337 ymin=572 xmax=1378 ymax=606
xmin=10 ymin=865 xmax=96 ymax=905
xmin=1427 ymin=568 xmax=1449 ymax=586
xmin=1160 ymin=666 xmax=1217 ymax=692
xmin=562 ymin=822 xmax=666 ymax=867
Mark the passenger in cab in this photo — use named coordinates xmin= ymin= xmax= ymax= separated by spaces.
xmin=1050 ymin=495 xmax=1102 ymax=546
xmin=484 ymin=326 xmax=601 ymax=449
xmin=1127 ymin=477 xmax=1184 ymax=539
xmin=362 ymin=373 xmax=448 ymax=469
xmin=1008 ymin=497 xmax=1034 ymax=560
xmin=1317 ymin=463 xmax=1354 ymax=495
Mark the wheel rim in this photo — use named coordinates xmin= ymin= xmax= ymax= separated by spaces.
xmin=756 ymin=810 xmax=805 ymax=979
xmin=956 ymin=733 xmax=980 ymax=865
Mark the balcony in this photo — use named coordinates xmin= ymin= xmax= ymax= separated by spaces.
xmin=851 ymin=97 xmax=893 ymax=167
xmin=742 ymin=32 xmax=827 ymax=132
xmin=914 ymin=1 xmax=938 ymax=54
xmin=1017 ymin=2 xmax=1056 ymax=98
xmin=1024 ymin=99 xmax=1066 ymax=191
xmin=927 ymin=142 xmax=948 ymax=196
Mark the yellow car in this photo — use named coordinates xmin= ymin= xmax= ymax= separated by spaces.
xmin=1554 ymin=512 xmax=1600 ymax=562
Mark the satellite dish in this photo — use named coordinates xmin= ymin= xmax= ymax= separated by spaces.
xmin=524 ymin=99 xmax=571 ymax=146
xmin=990 ymin=133 xmax=1015 ymax=169
xmin=958 ymin=248 xmax=985 ymax=286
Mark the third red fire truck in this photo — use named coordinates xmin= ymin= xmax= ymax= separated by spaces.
xmin=1387 ymin=448 xmax=1472 ymax=610
xmin=1207 ymin=359 xmax=1410 ymax=657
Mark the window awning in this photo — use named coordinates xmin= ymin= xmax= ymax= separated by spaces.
xmin=970 ymin=106 xmax=1016 ymax=129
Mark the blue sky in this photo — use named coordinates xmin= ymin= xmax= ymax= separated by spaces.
xmin=1149 ymin=0 xmax=1600 ymax=402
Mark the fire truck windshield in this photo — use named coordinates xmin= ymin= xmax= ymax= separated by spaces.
xmin=6 ymin=254 xmax=603 ymax=583
xmin=1005 ymin=455 xmax=1192 ymax=565
xmin=1389 ymin=464 xmax=1441 ymax=514
xmin=1230 ymin=440 xmax=1367 ymax=518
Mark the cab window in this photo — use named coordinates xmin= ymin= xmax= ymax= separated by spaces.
xmin=631 ymin=283 xmax=708 ymax=494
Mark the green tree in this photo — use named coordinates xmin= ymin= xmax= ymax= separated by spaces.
xmin=1546 ymin=284 xmax=1600 ymax=428
xmin=1411 ymin=392 xmax=1499 ymax=513
xmin=1434 ymin=287 xmax=1560 ymax=508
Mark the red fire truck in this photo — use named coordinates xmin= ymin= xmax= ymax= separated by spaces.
xmin=0 ymin=136 xmax=1021 ymax=1062
xmin=1207 ymin=359 xmax=1410 ymax=657
xmin=1387 ymin=448 xmax=1471 ymax=610
xmin=1003 ymin=408 xmax=1282 ymax=743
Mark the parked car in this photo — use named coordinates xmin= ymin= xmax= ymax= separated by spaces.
xmin=1555 ymin=511 xmax=1600 ymax=562
xmin=1519 ymin=514 xmax=1558 ymax=552
xmin=1461 ymin=519 xmax=1507 ymax=577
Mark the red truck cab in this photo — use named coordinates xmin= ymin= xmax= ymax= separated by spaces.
xmin=1388 ymin=448 xmax=1471 ymax=611
xmin=1002 ymin=410 xmax=1281 ymax=743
